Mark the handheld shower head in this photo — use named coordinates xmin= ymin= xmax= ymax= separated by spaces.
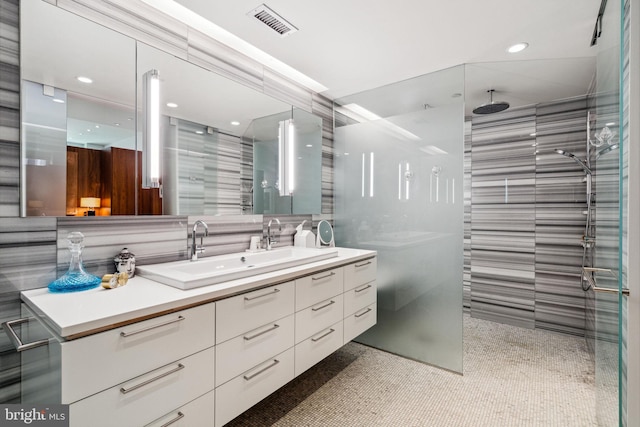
xmin=554 ymin=149 xmax=592 ymax=175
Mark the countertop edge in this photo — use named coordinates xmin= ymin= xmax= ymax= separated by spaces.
xmin=21 ymin=247 xmax=376 ymax=339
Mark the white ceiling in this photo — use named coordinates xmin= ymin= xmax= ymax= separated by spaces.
xmin=173 ymin=0 xmax=602 ymax=101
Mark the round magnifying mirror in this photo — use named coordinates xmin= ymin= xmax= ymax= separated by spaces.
xmin=316 ymin=220 xmax=335 ymax=248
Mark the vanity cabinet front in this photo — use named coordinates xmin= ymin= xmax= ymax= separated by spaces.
xmin=18 ymin=253 xmax=377 ymax=427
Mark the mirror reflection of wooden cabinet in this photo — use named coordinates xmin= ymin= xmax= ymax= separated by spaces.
xmin=66 ymin=147 xmax=161 ymax=216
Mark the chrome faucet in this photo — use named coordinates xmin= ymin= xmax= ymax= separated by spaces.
xmin=191 ymin=220 xmax=209 ymax=261
xmin=266 ymin=218 xmax=281 ymax=251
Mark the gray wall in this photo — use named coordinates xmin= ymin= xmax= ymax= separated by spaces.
xmin=467 ymin=98 xmax=590 ymax=336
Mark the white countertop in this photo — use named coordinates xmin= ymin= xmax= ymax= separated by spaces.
xmin=21 ymin=247 xmax=376 ymax=339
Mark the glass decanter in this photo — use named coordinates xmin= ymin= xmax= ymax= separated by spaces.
xmin=48 ymin=232 xmax=101 ymax=293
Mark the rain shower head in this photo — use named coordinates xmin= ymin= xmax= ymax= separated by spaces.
xmin=554 ymin=149 xmax=592 ymax=175
xmin=473 ymin=89 xmax=510 ymax=115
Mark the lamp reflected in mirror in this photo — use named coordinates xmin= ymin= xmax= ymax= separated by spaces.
xmin=80 ymin=197 xmax=100 ymax=216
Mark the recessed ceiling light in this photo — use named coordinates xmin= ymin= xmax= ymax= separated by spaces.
xmin=166 ymin=102 xmax=178 ymax=108
xmin=95 ymin=125 xmax=100 ymax=129
xmin=195 ymin=130 xmax=204 ymax=135
xmin=606 ymin=122 xmax=616 ymax=126
xmin=344 ymin=152 xmax=350 ymax=156
xmin=127 ymin=117 xmax=133 ymax=121
xmin=231 ymin=121 xmax=240 ymax=126
xmin=530 ymin=133 xmax=536 ymax=136
xmin=77 ymin=76 xmax=93 ymax=83
xmin=507 ymin=42 xmax=529 ymax=53
xmin=86 ymin=129 xmax=91 ymax=132
xmin=114 ymin=123 xmax=120 ymax=126
xmin=306 ymin=144 xmax=313 ymax=148
xmin=52 ymin=98 xmax=65 ymax=104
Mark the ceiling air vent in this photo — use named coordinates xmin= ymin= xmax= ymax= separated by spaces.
xmin=247 ymin=4 xmax=298 ymax=37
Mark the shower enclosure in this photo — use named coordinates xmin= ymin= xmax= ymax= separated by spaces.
xmin=334 ymin=66 xmax=465 ymax=372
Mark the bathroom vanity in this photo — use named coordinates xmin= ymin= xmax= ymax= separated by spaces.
xmin=15 ymin=247 xmax=377 ymax=427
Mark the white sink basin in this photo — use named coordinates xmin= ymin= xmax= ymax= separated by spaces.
xmin=137 ymin=246 xmax=339 ymax=290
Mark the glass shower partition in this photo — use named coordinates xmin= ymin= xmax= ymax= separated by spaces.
xmin=334 ymin=65 xmax=465 ymax=372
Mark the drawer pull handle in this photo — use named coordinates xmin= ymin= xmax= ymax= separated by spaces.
xmin=244 ymin=324 xmax=280 ymax=341
xmin=160 ymin=411 xmax=184 ymax=427
xmin=355 ymin=307 xmax=373 ymax=318
xmin=243 ymin=359 xmax=280 ymax=381
xmin=355 ymin=261 xmax=372 ymax=268
xmin=120 ymin=316 xmax=185 ymax=337
xmin=244 ymin=288 xmax=280 ymax=301
xmin=312 ymin=272 xmax=336 ymax=281
xmin=312 ymin=300 xmax=335 ymax=312
xmin=311 ymin=328 xmax=335 ymax=342
xmin=1 ymin=318 xmax=49 ymax=352
xmin=120 ymin=363 xmax=184 ymax=394
xmin=355 ymin=284 xmax=372 ymax=293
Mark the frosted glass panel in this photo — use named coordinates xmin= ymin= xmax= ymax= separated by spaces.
xmin=334 ymin=65 xmax=465 ymax=372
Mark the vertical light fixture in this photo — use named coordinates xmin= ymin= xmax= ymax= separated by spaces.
xmin=369 ymin=152 xmax=375 ymax=197
xmin=143 ymin=69 xmax=160 ymax=188
xmin=361 ymin=153 xmax=366 ymax=198
xmin=278 ymin=116 xmax=295 ymax=196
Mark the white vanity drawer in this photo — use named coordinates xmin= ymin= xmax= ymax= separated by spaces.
xmin=344 ymin=303 xmax=377 ymax=343
xmin=295 ymin=267 xmax=344 ymax=310
xmin=295 ymin=320 xmax=343 ymax=376
xmin=145 ymin=390 xmax=215 ymax=427
xmin=70 ymin=346 xmax=215 ymax=427
xmin=216 ymin=314 xmax=294 ymax=387
xmin=215 ymin=347 xmax=295 ymax=427
xmin=344 ymin=280 xmax=377 ymax=316
xmin=344 ymin=258 xmax=377 ymax=291
xmin=216 ymin=281 xmax=294 ymax=344
xmin=295 ymin=293 xmax=343 ymax=344
xmin=61 ymin=303 xmax=215 ymax=404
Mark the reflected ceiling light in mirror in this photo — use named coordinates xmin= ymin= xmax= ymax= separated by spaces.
xmin=142 ymin=69 xmax=161 ymax=189
xmin=278 ymin=118 xmax=295 ymax=196
xmin=231 ymin=121 xmax=240 ymax=126
xmin=52 ymin=98 xmax=65 ymax=104
xmin=507 ymin=42 xmax=529 ymax=53
xmin=195 ymin=130 xmax=204 ymax=135
xmin=606 ymin=122 xmax=616 ymax=126
xmin=166 ymin=102 xmax=178 ymax=108
xmin=76 ymin=76 xmax=93 ymax=83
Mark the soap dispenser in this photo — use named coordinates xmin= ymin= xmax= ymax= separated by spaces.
xmin=294 ymin=220 xmax=315 ymax=248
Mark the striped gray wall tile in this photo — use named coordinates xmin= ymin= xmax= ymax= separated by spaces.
xmin=0 ymin=0 xmax=20 ymax=217
xmin=240 ymin=136 xmax=254 ymax=214
xmin=187 ymin=214 xmax=263 ymax=257
xmin=56 ymin=216 xmax=188 ymax=277
xmin=312 ymin=93 xmax=335 ymax=215
xmin=0 ymin=217 xmax=56 ymax=403
xmin=535 ymin=97 xmax=589 ymax=336
xmin=470 ymin=106 xmax=537 ymax=329
xmin=621 ymin=1 xmax=630 ymax=421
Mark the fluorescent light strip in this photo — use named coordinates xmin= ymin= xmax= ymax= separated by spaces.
xmin=398 ymin=163 xmax=402 ymax=200
xmin=139 ymin=0 xmax=328 ymax=93
xmin=288 ymin=121 xmax=295 ymax=193
xmin=361 ymin=154 xmax=365 ymax=198
xmin=369 ymin=152 xmax=374 ymax=198
xmin=149 ymin=74 xmax=160 ymax=183
xmin=405 ymin=162 xmax=410 ymax=200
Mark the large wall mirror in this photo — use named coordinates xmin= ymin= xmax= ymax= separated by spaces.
xmin=20 ymin=1 xmax=323 ymax=217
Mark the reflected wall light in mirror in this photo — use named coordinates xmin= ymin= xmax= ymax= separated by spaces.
xmin=278 ymin=118 xmax=295 ymax=196
xmin=142 ymin=69 xmax=161 ymax=189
